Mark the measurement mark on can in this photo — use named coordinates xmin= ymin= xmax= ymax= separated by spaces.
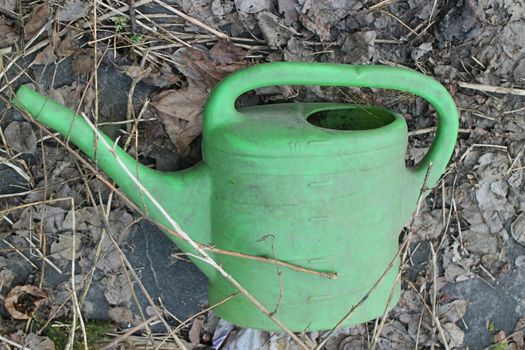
xmin=307 ymin=140 xmax=330 ymax=146
xmin=308 ymin=181 xmax=332 ymax=187
xmin=288 ymin=141 xmax=304 ymax=154
xmin=308 ymin=216 xmax=330 ymax=222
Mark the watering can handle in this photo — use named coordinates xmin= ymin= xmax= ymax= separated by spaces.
xmin=204 ymin=62 xmax=459 ymax=189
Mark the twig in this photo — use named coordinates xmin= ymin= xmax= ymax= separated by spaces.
xmin=507 ymin=143 xmax=525 ymax=174
xmin=430 ymin=243 xmax=450 ymax=350
xmin=202 ymin=245 xmax=338 ymax=279
xmin=368 ymin=0 xmax=399 ymax=11
xmin=2 ymin=239 xmax=37 ymax=269
xmin=22 ymin=236 xmax=63 ymax=274
xmin=457 ymin=81 xmax=525 ymax=96
xmin=67 ymin=199 xmax=89 ymax=350
xmin=94 ymin=0 xmax=153 ymax=23
xmin=152 ymin=0 xmax=228 ymax=39
xmin=129 ymin=0 xmax=137 ymax=34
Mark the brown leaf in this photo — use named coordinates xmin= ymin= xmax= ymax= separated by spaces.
xmin=153 ymin=41 xmax=245 ymax=155
xmin=56 ymin=0 xmax=89 ymax=22
xmin=143 ymin=63 xmax=180 ymax=88
xmin=494 ymin=330 xmax=507 ymax=344
xmin=5 ymin=285 xmax=47 ymax=319
xmin=55 ymin=29 xmax=81 ymax=57
xmin=513 ymin=318 xmax=525 ymax=348
xmin=4 ymin=121 xmax=37 ymax=154
xmin=108 ymin=306 xmax=134 ymax=324
xmin=171 ymin=41 xmax=247 ymax=88
xmin=24 ymin=4 xmax=49 ymax=39
xmin=33 ymin=45 xmax=58 ymax=65
xmin=73 ymin=49 xmax=96 ymax=75
xmin=151 ymin=86 xmax=208 ymax=156
xmin=189 ymin=315 xmax=204 ymax=347
xmin=23 ymin=333 xmax=55 ymax=350
xmin=0 ymin=16 xmax=18 ymax=47
xmin=121 ymin=65 xmax=152 ymax=81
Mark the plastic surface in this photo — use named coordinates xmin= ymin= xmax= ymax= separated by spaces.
xmin=12 ymin=62 xmax=459 ymax=331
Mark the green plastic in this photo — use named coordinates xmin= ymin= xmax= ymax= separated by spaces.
xmin=12 ymin=62 xmax=459 ymax=331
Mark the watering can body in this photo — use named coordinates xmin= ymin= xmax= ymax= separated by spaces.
xmin=12 ymin=63 xmax=458 ymax=331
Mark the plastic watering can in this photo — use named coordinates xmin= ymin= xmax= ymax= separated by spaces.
xmin=11 ymin=62 xmax=458 ymax=331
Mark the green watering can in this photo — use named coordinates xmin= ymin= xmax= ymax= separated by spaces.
xmin=11 ymin=62 xmax=458 ymax=331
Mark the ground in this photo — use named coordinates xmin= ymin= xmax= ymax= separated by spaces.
xmin=0 ymin=0 xmax=524 ymax=349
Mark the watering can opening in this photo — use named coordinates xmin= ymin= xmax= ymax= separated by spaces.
xmin=306 ymin=106 xmax=397 ymax=131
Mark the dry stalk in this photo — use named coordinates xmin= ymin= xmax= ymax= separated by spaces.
xmin=102 ymin=316 xmax=159 ymax=350
xmin=457 ymin=81 xmax=525 ymax=96
xmin=65 ymin=198 xmax=89 ymax=350
xmin=429 ymin=243 xmax=450 ymax=350
xmin=1 ymin=239 xmax=37 ymax=268
xmin=370 ymin=271 xmax=403 ymax=349
xmin=78 ymin=113 xmax=312 ymax=350
xmin=94 ymin=0 xmax=153 ymax=23
xmin=152 ymin=0 xmax=229 ymax=39
xmin=0 ymin=335 xmax=30 ymax=350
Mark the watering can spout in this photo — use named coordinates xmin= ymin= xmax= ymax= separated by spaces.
xmin=11 ymin=86 xmax=216 ymax=280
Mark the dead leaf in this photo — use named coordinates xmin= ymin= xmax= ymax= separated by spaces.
xmin=155 ymin=41 xmax=246 ymax=155
xmin=512 ymin=318 xmax=525 ymax=348
xmin=24 ymin=4 xmax=50 ymax=39
xmin=121 ymin=65 xmax=152 ymax=81
xmin=512 ymin=213 xmax=525 ymax=246
xmin=4 ymin=285 xmax=47 ymax=320
xmin=73 ymin=49 xmax=96 ymax=75
xmin=4 ymin=121 xmax=37 ymax=154
xmin=102 ymin=274 xmax=132 ymax=305
xmin=33 ymin=45 xmax=58 ymax=65
xmin=278 ymin=0 xmax=299 ymax=24
xmin=171 ymin=41 xmax=246 ymax=88
xmin=56 ymin=0 xmax=90 ymax=22
xmin=33 ymin=206 xmax=66 ymax=234
xmin=50 ymin=233 xmax=82 ymax=260
xmin=443 ymin=322 xmax=465 ymax=349
xmin=151 ymin=86 xmax=208 ymax=156
xmin=234 ymin=0 xmax=271 ymax=13
xmin=257 ymin=11 xmax=291 ymax=47
xmin=189 ymin=315 xmax=204 ymax=346
xmin=0 ymin=0 xmax=15 ymax=13
xmin=0 ymin=257 xmax=16 ymax=289
xmin=439 ymin=300 xmax=468 ymax=323
xmin=143 ymin=63 xmax=180 ymax=87
xmin=23 ymin=333 xmax=55 ymax=350
xmin=55 ymin=29 xmax=81 ymax=57
xmin=0 ymin=16 xmax=17 ymax=47
xmin=108 ymin=306 xmax=134 ymax=324
xmin=494 ymin=330 xmax=507 ymax=343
